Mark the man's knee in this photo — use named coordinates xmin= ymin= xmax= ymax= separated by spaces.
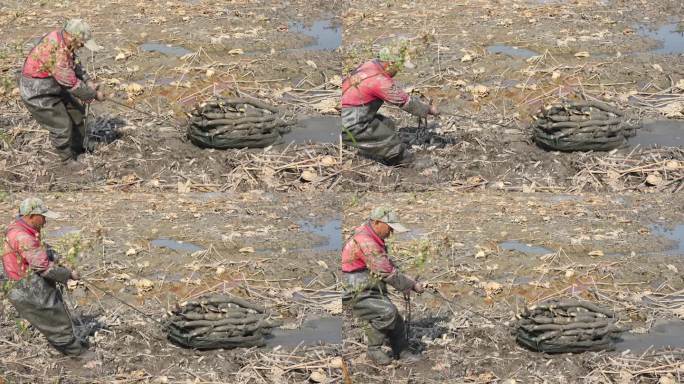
xmin=376 ymin=302 xmax=399 ymax=324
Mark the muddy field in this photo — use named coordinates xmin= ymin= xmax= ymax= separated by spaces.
xmin=0 ymin=0 xmax=682 ymax=192
xmin=1 ymin=191 xmax=682 ymax=383
xmin=343 ymin=192 xmax=684 ymax=383
xmin=0 ymin=192 xmax=344 ymax=383
xmin=1 ymin=0 xmax=684 ymax=383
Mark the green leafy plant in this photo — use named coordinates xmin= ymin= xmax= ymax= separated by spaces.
xmin=15 ymin=319 xmax=29 ymax=335
xmin=2 ymin=279 xmax=15 ymax=294
xmin=49 ymin=232 xmax=86 ymax=268
xmin=392 ymin=238 xmax=434 ymax=271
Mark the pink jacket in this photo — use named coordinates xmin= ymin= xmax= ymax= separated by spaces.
xmin=341 ymin=222 xmax=396 ymax=274
xmin=2 ymin=218 xmax=52 ymax=281
xmin=22 ymin=30 xmax=83 ymax=89
xmin=341 ymin=60 xmax=410 ymax=108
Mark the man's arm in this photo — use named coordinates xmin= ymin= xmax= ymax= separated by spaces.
xmin=53 ymin=48 xmax=97 ymax=101
xmin=371 ymin=76 xmax=411 ymax=107
xmin=357 ymin=239 xmax=417 ymax=293
xmin=73 ymin=56 xmax=92 ymax=83
xmin=14 ymin=232 xmax=71 ymax=283
xmin=371 ymin=76 xmax=436 ymax=118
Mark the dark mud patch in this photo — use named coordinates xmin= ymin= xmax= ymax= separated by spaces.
xmin=265 ymin=317 xmax=342 ymax=348
xmin=407 ymin=315 xmax=451 ymax=353
xmin=399 ymin=124 xmax=458 ymax=148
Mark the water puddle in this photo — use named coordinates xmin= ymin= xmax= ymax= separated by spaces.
xmin=636 ymin=23 xmax=684 ymax=55
xmin=629 ymin=120 xmax=684 ymax=148
xmin=265 ymin=317 xmax=342 ymax=348
xmin=140 ymin=43 xmax=192 ymax=57
xmin=282 ymin=116 xmax=341 ymax=145
xmin=499 ymin=240 xmax=553 ymax=255
xmin=288 ymin=19 xmax=341 ymax=51
xmin=151 ymin=238 xmax=204 ymax=253
xmin=616 ymin=320 xmax=684 ymax=353
xmin=548 ymin=194 xmax=584 ymax=203
xmin=149 ymin=271 xmax=185 ymax=282
xmin=487 ymin=44 xmax=538 ymax=59
xmin=395 ymin=227 xmax=428 ymax=241
xmin=47 ymin=226 xmax=80 ymax=238
xmin=189 ymin=192 xmax=228 ymax=202
xmin=297 ymin=218 xmax=342 ymax=252
xmin=649 ymin=223 xmax=684 ymax=256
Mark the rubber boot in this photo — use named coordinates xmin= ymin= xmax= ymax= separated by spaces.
xmin=52 ymin=335 xmax=88 ymax=356
xmin=365 ymin=326 xmax=392 ymax=366
xmin=389 ymin=317 xmax=422 ymax=363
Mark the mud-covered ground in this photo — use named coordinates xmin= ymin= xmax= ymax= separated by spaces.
xmin=0 ymin=0 xmax=684 ymax=383
xmin=0 ymin=0 xmax=682 ymax=192
xmin=343 ymin=191 xmax=684 ymax=383
xmin=0 ymin=192 xmax=344 ymax=383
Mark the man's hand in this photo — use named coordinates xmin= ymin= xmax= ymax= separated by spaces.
xmin=70 ymin=270 xmax=80 ymax=281
xmin=413 ymin=281 xmax=425 ymax=294
xmin=96 ymin=90 xmax=106 ymax=101
xmin=429 ymin=105 xmax=441 ymax=116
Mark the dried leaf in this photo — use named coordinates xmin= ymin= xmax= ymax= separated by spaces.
xmin=645 ymin=173 xmax=663 ymax=186
xmin=178 ymin=180 xmax=191 ymax=193
xmin=239 ymin=247 xmax=255 ymax=253
xmin=320 ymin=156 xmax=337 ymax=167
xmin=305 ymin=60 xmax=318 ymax=69
xmin=574 ymin=51 xmax=591 ymax=58
xmin=300 ymin=170 xmax=319 ymax=182
xmin=309 ymin=370 xmax=327 ymax=383
xmin=466 ymin=84 xmax=489 ymax=99
xmin=122 ymin=82 xmax=144 ymax=96
xmin=228 ymin=48 xmax=244 ymax=55
xmin=588 ymin=250 xmax=604 ymax=257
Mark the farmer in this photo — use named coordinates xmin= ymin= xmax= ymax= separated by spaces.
xmin=341 ymin=207 xmax=425 ymax=365
xmin=19 ymin=19 xmax=106 ymax=169
xmin=340 ymin=40 xmax=440 ymax=165
xmin=2 ymin=197 xmax=87 ymax=356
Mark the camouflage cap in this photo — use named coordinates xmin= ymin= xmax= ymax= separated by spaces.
xmin=369 ymin=206 xmax=409 ymax=233
xmin=64 ymin=19 xmax=102 ymax=51
xmin=19 ymin=197 xmax=60 ymax=219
